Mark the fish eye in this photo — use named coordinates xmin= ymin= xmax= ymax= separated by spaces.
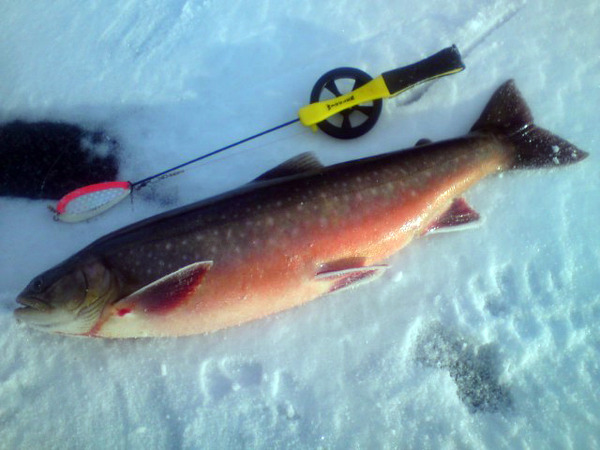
xmin=29 ymin=277 xmax=44 ymax=293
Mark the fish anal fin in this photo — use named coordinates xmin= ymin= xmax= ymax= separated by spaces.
xmin=316 ymin=264 xmax=388 ymax=294
xmin=317 ymin=257 xmax=367 ymax=274
xmin=116 ymin=261 xmax=213 ymax=315
xmin=254 ymin=152 xmax=323 ymax=182
xmin=425 ymin=198 xmax=480 ymax=235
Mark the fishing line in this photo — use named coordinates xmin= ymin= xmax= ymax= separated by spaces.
xmin=132 ymin=118 xmax=300 ymax=190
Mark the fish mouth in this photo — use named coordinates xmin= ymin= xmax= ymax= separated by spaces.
xmin=16 ymin=296 xmax=51 ymax=312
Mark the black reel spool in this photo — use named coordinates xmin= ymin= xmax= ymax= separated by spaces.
xmin=309 ymin=67 xmax=383 ymax=139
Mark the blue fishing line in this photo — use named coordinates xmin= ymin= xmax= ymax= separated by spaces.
xmin=132 ymin=118 xmax=300 ymax=189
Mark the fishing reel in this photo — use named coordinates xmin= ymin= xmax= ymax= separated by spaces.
xmin=301 ymin=45 xmax=465 ymax=139
xmin=309 ymin=67 xmax=383 ymax=139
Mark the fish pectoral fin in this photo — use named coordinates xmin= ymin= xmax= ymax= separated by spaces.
xmin=424 ymin=197 xmax=481 ymax=236
xmin=316 ymin=264 xmax=388 ymax=294
xmin=114 ymin=261 xmax=213 ymax=316
xmin=253 ymin=152 xmax=323 ymax=182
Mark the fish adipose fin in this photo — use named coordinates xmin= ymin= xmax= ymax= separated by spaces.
xmin=472 ymin=79 xmax=588 ymax=169
xmin=424 ymin=197 xmax=480 ymax=235
xmin=114 ymin=261 xmax=213 ymax=316
xmin=415 ymin=138 xmax=433 ymax=147
xmin=316 ymin=264 xmax=388 ymax=294
xmin=254 ymin=152 xmax=324 ymax=182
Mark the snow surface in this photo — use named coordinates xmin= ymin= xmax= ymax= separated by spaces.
xmin=1 ymin=0 xmax=599 ymax=448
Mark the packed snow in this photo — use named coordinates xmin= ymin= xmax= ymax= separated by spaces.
xmin=1 ymin=0 xmax=598 ymax=448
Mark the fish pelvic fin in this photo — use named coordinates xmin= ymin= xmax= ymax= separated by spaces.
xmin=471 ymin=80 xmax=588 ymax=169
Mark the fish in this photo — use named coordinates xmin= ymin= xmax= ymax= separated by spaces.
xmin=14 ymin=80 xmax=588 ymax=338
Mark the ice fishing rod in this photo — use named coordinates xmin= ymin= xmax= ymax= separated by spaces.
xmin=53 ymin=45 xmax=465 ymax=222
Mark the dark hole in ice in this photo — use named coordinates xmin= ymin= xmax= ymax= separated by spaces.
xmin=0 ymin=120 xmax=120 ymax=200
xmin=415 ymin=322 xmax=512 ymax=413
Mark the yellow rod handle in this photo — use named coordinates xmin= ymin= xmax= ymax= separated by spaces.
xmin=298 ymin=75 xmax=390 ymax=127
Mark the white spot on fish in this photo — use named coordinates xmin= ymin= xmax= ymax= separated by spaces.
xmin=165 ymin=243 xmax=172 ymax=251
xmin=552 ymin=156 xmax=560 ymax=165
xmin=196 ymin=235 xmax=204 ymax=242
xmin=552 ymin=145 xmax=560 ymax=153
xmin=266 ymin=217 xmax=275 ymax=226
xmin=182 ymin=239 xmax=188 ymax=246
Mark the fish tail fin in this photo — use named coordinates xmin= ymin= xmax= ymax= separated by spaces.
xmin=471 ymin=79 xmax=588 ymax=169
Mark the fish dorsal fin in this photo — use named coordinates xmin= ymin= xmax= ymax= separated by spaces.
xmin=471 ymin=79 xmax=534 ymax=134
xmin=114 ymin=261 xmax=213 ymax=315
xmin=254 ymin=152 xmax=323 ymax=182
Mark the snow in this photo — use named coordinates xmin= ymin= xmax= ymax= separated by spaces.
xmin=1 ymin=0 xmax=599 ymax=448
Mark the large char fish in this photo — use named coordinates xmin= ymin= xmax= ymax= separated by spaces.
xmin=15 ymin=80 xmax=587 ymax=338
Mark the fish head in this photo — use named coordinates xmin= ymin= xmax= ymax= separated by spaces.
xmin=15 ymin=258 xmax=118 ymax=335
